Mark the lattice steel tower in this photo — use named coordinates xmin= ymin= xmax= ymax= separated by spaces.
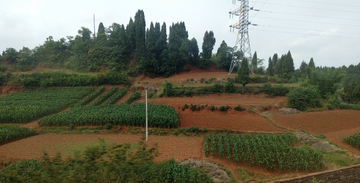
xmin=228 ymin=0 xmax=253 ymax=75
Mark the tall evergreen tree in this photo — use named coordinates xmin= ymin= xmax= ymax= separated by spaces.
xmin=202 ymin=31 xmax=216 ymax=60
xmin=299 ymin=61 xmax=308 ymax=78
xmin=126 ymin=18 xmax=136 ymax=55
xmin=134 ymin=10 xmax=146 ymax=62
xmin=267 ymin=57 xmax=274 ymax=76
xmin=251 ymin=51 xmax=258 ymax=72
xmin=216 ymin=40 xmax=231 ymax=71
xmin=272 ymin=53 xmax=279 ymax=75
xmin=237 ymin=57 xmax=250 ymax=93
xmin=96 ymin=22 xmax=107 ymax=45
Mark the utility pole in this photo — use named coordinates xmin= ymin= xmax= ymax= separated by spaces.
xmin=146 ymin=89 xmax=148 ymax=141
xmin=228 ymin=0 xmax=254 ymax=75
xmin=93 ymin=14 xmax=96 ymax=39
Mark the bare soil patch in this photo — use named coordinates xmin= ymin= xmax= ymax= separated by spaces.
xmin=178 ymin=110 xmax=283 ymax=132
xmin=0 ymin=84 xmax=23 ymax=96
xmin=272 ymin=110 xmax=360 ymax=154
xmin=137 ymin=72 xmax=234 ymax=84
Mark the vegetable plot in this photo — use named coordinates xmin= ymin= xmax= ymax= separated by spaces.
xmin=344 ymin=133 xmax=360 ymax=150
xmin=73 ymin=86 xmax=105 ymax=107
xmin=38 ymin=103 xmax=179 ymax=128
xmin=89 ymin=86 xmax=118 ymax=106
xmin=0 ymin=87 xmax=93 ymax=123
xmin=125 ymin=91 xmax=141 ymax=104
xmin=204 ymin=133 xmax=323 ymax=172
xmin=103 ymin=88 xmax=127 ymax=105
xmin=0 ymin=126 xmax=37 ymax=144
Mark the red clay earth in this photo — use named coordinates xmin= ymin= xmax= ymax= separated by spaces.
xmin=0 ymin=133 xmax=203 ymax=163
xmin=272 ymin=110 xmax=360 ymax=155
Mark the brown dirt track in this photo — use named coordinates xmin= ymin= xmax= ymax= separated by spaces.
xmin=272 ymin=110 xmax=360 ymax=154
xmin=0 ymin=133 xmax=203 ymax=163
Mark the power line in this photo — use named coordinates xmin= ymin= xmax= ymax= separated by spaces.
xmin=249 ymin=27 xmax=360 ymax=39
xmin=255 ymin=24 xmax=360 ymax=36
xmin=287 ymin=0 xmax=360 ymax=9
xmin=259 ymin=9 xmax=360 ymax=22
xmin=252 ymin=16 xmax=360 ymax=28
xmin=250 ymin=0 xmax=268 ymax=22
xmin=255 ymin=2 xmax=360 ymax=14
xmin=250 ymin=0 xmax=360 ymax=9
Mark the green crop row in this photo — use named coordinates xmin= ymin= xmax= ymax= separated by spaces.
xmin=73 ymin=86 xmax=105 ymax=107
xmin=344 ymin=133 xmax=360 ymax=150
xmin=38 ymin=103 xmax=179 ymax=128
xmin=125 ymin=91 xmax=141 ymax=104
xmin=0 ymin=87 xmax=93 ymax=123
xmin=0 ymin=125 xmax=37 ymax=144
xmin=204 ymin=133 xmax=323 ymax=172
xmin=103 ymin=88 xmax=127 ymax=105
xmin=89 ymin=87 xmax=118 ymax=106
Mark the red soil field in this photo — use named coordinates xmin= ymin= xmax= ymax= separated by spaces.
xmin=0 ymin=133 xmax=203 ymax=163
xmin=179 ymin=110 xmax=283 ymax=133
xmin=272 ymin=110 xmax=360 ymax=154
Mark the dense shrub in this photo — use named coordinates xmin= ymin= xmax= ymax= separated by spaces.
xmin=260 ymin=83 xmax=290 ymax=97
xmin=212 ymin=82 xmax=223 ymax=93
xmin=234 ymin=105 xmax=244 ymax=111
xmin=287 ymin=87 xmax=321 ymax=111
xmin=18 ymin=71 xmax=130 ymax=87
xmin=249 ymin=75 xmax=268 ymax=83
xmin=163 ymin=82 xmax=176 ymax=97
xmin=225 ymin=81 xmax=235 ymax=93
xmin=0 ymin=73 xmax=3 ymax=86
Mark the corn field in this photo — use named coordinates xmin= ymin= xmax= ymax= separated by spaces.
xmin=73 ymin=86 xmax=105 ymax=107
xmin=125 ymin=91 xmax=141 ymax=104
xmin=204 ymin=133 xmax=323 ymax=172
xmin=103 ymin=88 xmax=127 ymax=105
xmin=0 ymin=126 xmax=37 ymax=144
xmin=0 ymin=87 xmax=93 ymax=123
xmin=38 ymin=103 xmax=179 ymax=128
xmin=89 ymin=86 xmax=118 ymax=106
xmin=344 ymin=133 xmax=360 ymax=150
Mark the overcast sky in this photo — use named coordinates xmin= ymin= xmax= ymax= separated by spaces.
xmin=1 ymin=0 xmax=360 ymax=69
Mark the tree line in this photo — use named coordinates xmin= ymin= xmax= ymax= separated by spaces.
xmin=0 ymin=10 xmax=219 ymax=77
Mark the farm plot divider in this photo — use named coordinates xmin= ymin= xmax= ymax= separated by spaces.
xmin=204 ymin=133 xmax=323 ymax=173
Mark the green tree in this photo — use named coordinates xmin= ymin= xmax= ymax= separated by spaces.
xmin=126 ymin=18 xmax=136 ymax=55
xmin=343 ymin=74 xmax=360 ymax=103
xmin=96 ymin=22 xmax=107 ymax=45
xmin=307 ymin=57 xmax=315 ymax=79
xmin=299 ymin=61 xmax=308 ymax=78
xmin=272 ymin=53 xmax=279 ymax=75
xmin=267 ymin=57 xmax=274 ymax=76
xmin=17 ymin=47 xmax=38 ymax=71
xmin=237 ymin=57 xmax=250 ymax=93
xmin=134 ymin=10 xmax=146 ymax=62
xmin=216 ymin=40 xmax=231 ymax=71
xmin=166 ymin=22 xmax=188 ymax=76
xmin=200 ymin=30 xmax=215 ymax=68
xmin=251 ymin=51 xmax=258 ymax=72
xmin=2 ymin=48 xmax=18 ymax=63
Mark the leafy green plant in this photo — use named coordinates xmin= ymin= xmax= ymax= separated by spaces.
xmin=126 ymin=91 xmax=141 ymax=104
xmin=234 ymin=105 xmax=244 ymax=111
xmin=39 ymin=103 xmax=179 ymax=128
xmin=89 ymin=86 xmax=118 ymax=106
xmin=225 ymin=81 xmax=235 ymax=93
xmin=344 ymin=133 xmax=360 ymax=150
xmin=0 ymin=87 xmax=94 ymax=123
xmin=0 ymin=126 xmax=37 ymax=144
xmin=103 ymin=88 xmax=127 ymax=105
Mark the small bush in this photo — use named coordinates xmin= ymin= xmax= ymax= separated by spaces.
xmin=219 ymin=106 xmax=230 ymax=111
xmin=234 ymin=105 xmax=244 ymax=111
xmin=225 ymin=81 xmax=235 ymax=93
xmin=200 ymin=78 xmax=205 ymax=83
xmin=182 ymin=104 xmax=189 ymax=111
xmin=212 ymin=82 xmax=223 ymax=93
xmin=210 ymin=105 xmax=216 ymax=111
xmin=106 ymin=123 xmax=112 ymax=130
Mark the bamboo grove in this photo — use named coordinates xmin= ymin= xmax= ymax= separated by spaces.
xmin=0 ymin=87 xmax=93 ymax=123
xmin=204 ymin=133 xmax=323 ymax=172
xmin=38 ymin=103 xmax=178 ymax=128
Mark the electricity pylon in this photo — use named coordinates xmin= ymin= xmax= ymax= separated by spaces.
xmin=228 ymin=0 xmax=254 ymax=75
